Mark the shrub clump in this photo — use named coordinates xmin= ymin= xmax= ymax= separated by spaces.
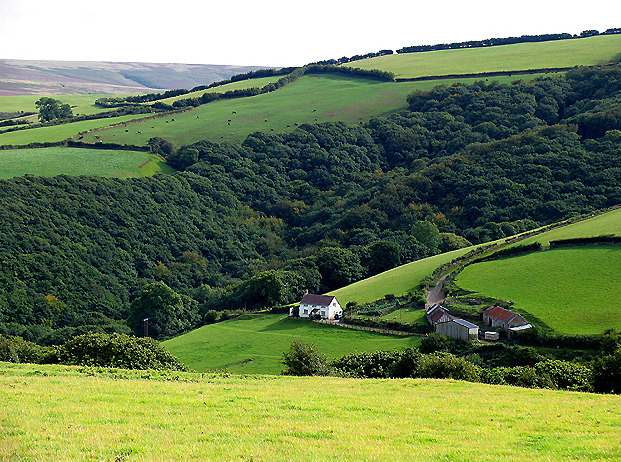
xmin=50 ymin=332 xmax=191 ymax=371
xmin=0 ymin=335 xmax=53 ymax=364
xmin=281 ymin=337 xmax=331 ymax=376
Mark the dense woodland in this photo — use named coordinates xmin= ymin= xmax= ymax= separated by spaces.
xmin=1 ymin=65 xmax=621 ymax=343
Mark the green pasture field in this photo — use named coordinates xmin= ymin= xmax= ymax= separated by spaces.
xmin=348 ymin=34 xmax=621 ymax=78
xmin=163 ymin=314 xmax=420 ymax=375
xmin=378 ymin=308 xmax=427 ymax=324
xmin=513 ymin=207 xmax=621 ymax=248
xmin=76 ymin=73 xmax=545 ymax=147
xmin=2 ymin=362 xmax=620 ymax=461
xmin=0 ymin=113 xmax=151 ymax=145
xmin=157 ymin=76 xmax=278 ymax=104
xmin=0 ymin=147 xmax=174 ymax=179
xmin=329 ymin=247 xmax=474 ymax=307
xmin=454 ymin=246 xmax=621 ymax=335
xmin=0 ymin=94 xmax=128 ymax=123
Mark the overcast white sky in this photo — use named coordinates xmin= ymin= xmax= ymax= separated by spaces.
xmin=0 ymin=0 xmax=619 ymax=67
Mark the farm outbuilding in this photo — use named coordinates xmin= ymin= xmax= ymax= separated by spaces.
xmin=426 ymin=304 xmax=453 ymax=325
xmin=294 ymin=293 xmax=343 ymax=320
xmin=482 ymin=306 xmax=530 ymax=331
xmin=436 ymin=318 xmax=479 ymax=341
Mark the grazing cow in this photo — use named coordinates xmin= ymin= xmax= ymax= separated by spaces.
xmin=137 ymin=131 xmax=141 ymax=134
xmin=94 ymin=135 xmax=100 ymax=139
xmin=172 ymin=118 xmax=175 ymax=121
xmin=270 ymin=128 xmax=274 ymax=131
xmin=287 ymin=125 xmax=290 ymax=127
xmin=151 ymin=126 xmax=154 ymax=128
xmin=125 ymin=129 xmax=129 ymax=132
xmin=312 ymin=109 xmax=316 ymax=112
xmin=78 ymin=136 xmax=83 ymax=139
xmin=166 ymin=121 xmax=169 ymax=123
xmin=232 ymin=111 xmax=236 ymax=114
xmin=294 ymin=123 xmax=298 ymax=126
xmin=265 ymin=119 xmax=268 ymax=122
xmin=228 ymin=119 xmax=231 ymax=122
xmin=197 ymin=116 xmax=200 ymax=118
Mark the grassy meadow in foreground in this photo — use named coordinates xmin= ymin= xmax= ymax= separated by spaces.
xmin=1 ymin=362 xmax=620 ymax=461
xmin=163 ymin=314 xmax=420 ymax=374
xmin=0 ymin=147 xmax=175 ymax=179
xmin=455 ymin=246 xmax=621 ymax=335
xmin=348 ymin=34 xmax=621 ymax=78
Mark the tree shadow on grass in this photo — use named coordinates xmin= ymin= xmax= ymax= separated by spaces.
xmin=258 ymin=317 xmax=328 ymax=332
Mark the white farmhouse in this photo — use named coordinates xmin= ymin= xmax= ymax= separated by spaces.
xmin=296 ymin=293 xmax=343 ymax=320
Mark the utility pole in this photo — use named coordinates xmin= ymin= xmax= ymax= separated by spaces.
xmin=143 ymin=318 xmax=149 ymax=337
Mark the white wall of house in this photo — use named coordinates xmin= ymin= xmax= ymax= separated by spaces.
xmin=298 ymin=298 xmax=342 ymax=319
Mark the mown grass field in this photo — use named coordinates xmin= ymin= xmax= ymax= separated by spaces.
xmin=0 ymin=147 xmax=175 ymax=179
xmin=347 ymin=34 xmax=621 ymax=78
xmin=455 ymin=246 xmax=621 ymax=335
xmin=163 ymin=314 xmax=420 ymax=375
xmin=2 ymin=362 xmax=620 ymax=461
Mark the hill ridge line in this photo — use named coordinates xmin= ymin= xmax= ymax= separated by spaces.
xmin=395 ymin=66 xmax=576 ymax=82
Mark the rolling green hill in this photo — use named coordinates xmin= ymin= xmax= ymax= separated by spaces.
xmin=75 ymin=73 xmax=542 ymax=147
xmin=447 ymin=207 xmax=621 ymax=334
xmin=163 ymin=314 xmax=420 ymax=374
xmin=346 ymin=34 xmax=621 ymax=78
xmin=455 ymin=246 xmax=621 ymax=335
xmin=0 ymin=113 xmax=153 ymax=145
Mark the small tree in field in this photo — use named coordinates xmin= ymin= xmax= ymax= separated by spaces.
xmin=281 ymin=337 xmax=330 ymax=376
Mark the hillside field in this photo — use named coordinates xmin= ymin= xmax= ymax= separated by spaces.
xmin=74 ymin=73 xmax=546 ymax=147
xmin=0 ymin=94 xmax=130 ymax=121
xmin=329 ymin=247 xmax=475 ymax=307
xmin=513 ymin=207 xmax=621 ymax=248
xmin=348 ymin=34 xmax=621 ymax=78
xmin=454 ymin=246 xmax=621 ymax=335
xmin=163 ymin=314 xmax=420 ymax=374
xmin=0 ymin=113 xmax=152 ymax=145
xmin=1 ymin=362 xmax=620 ymax=461
xmin=0 ymin=147 xmax=175 ymax=179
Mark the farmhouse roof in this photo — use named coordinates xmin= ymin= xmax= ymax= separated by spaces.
xmin=300 ymin=294 xmax=336 ymax=307
xmin=426 ymin=304 xmax=446 ymax=315
xmin=429 ymin=308 xmax=453 ymax=324
xmin=483 ymin=306 xmax=521 ymax=322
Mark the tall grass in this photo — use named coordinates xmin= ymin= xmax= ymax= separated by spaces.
xmin=1 ymin=362 xmax=620 ymax=461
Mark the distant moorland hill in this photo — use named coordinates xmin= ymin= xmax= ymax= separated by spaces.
xmin=0 ymin=60 xmax=268 ymax=95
